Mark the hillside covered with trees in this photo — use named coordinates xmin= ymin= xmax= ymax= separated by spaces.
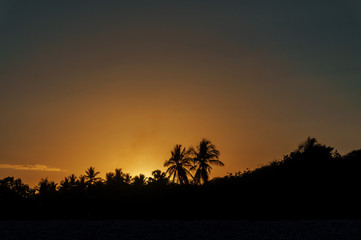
xmin=1 ymin=137 xmax=360 ymax=220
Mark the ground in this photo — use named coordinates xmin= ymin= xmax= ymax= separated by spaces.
xmin=1 ymin=219 xmax=361 ymax=240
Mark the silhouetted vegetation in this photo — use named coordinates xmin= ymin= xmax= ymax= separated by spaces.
xmin=164 ymin=144 xmax=193 ymax=184
xmin=190 ymin=138 xmax=224 ymax=184
xmin=1 ymin=137 xmax=361 ymax=220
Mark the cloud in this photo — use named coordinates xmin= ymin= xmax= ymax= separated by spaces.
xmin=0 ymin=164 xmax=65 ymax=172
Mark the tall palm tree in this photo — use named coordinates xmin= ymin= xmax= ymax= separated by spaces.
xmin=85 ymin=167 xmax=101 ymax=185
xmin=164 ymin=144 xmax=193 ymax=184
xmin=190 ymin=138 xmax=224 ymax=184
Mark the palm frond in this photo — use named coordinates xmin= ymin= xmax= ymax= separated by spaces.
xmin=208 ymin=159 xmax=224 ymax=166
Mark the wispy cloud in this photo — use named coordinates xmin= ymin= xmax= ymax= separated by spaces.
xmin=0 ymin=164 xmax=65 ymax=172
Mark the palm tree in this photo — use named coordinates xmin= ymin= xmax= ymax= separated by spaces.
xmin=59 ymin=176 xmax=70 ymax=192
xmin=132 ymin=174 xmax=147 ymax=186
xmin=105 ymin=172 xmax=115 ymax=184
xmin=38 ymin=178 xmax=57 ymax=196
xmin=106 ymin=168 xmax=127 ymax=185
xmin=190 ymin=138 xmax=224 ymax=184
xmin=69 ymin=174 xmax=77 ymax=186
xmin=114 ymin=168 xmax=125 ymax=182
xmin=164 ymin=144 xmax=193 ymax=184
xmin=59 ymin=174 xmax=78 ymax=192
xmin=123 ymin=173 xmax=132 ymax=184
xmin=77 ymin=175 xmax=87 ymax=190
xmin=148 ymin=169 xmax=169 ymax=185
xmin=85 ymin=167 xmax=101 ymax=185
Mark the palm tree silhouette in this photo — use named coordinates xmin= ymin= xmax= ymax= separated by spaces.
xmin=38 ymin=178 xmax=57 ymax=196
xmin=190 ymin=138 xmax=224 ymax=184
xmin=59 ymin=177 xmax=70 ymax=191
xmin=164 ymin=144 xmax=193 ymax=184
xmin=106 ymin=168 xmax=127 ymax=185
xmin=114 ymin=169 xmax=125 ymax=182
xmin=77 ymin=175 xmax=87 ymax=190
xmin=123 ymin=173 xmax=132 ymax=184
xmin=69 ymin=174 xmax=77 ymax=186
xmin=148 ymin=169 xmax=169 ymax=185
xmin=85 ymin=167 xmax=101 ymax=185
xmin=106 ymin=172 xmax=115 ymax=184
xmin=132 ymin=174 xmax=147 ymax=186
xmin=59 ymin=174 xmax=78 ymax=192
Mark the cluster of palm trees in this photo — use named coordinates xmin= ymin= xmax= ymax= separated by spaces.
xmin=38 ymin=167 xmax=150 ymax=194
xmin=37 ymin=138 xmax=223 ymax=193
xmin=58 ymin=167 xmax=146 ymax=191
xmin=164 ymin=138 xmax=224 ymax=184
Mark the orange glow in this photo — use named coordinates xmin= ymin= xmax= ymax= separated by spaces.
xmin=1 ymin=59 xmax=359 ymax=186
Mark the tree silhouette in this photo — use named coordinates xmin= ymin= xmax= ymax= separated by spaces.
xmin=38 ymin=178 xmax=57 ymax=196
xmin=283 ymin=136 xmax=336 ymax=167
xmin=343 ymin=149 xmax=361 ymax=161
xmin=123 ymin=173 xmax=132 ymax=184
xmin=164 ymin=144 xmax=193 ymax=184
xmin=59 ymin=174 xmax=79 ymax=193
xmin=2 ymin=136 xmax=361 ymax=220
xmin=0 ymin=177 xmax=34 ymax=199
xmin=85 ymin=167 xmax=101 ymax=185
xmin=148 ymin=169 xmax=169 ymax=185
xmin=77 ymin=175 xmax=87 ymax=191
xmin=106 ymin=172 xmax=115 ymax=184
xmin=132 ymin=174 xmax=147 ymax=186
xmin=190 ymin=138 xmax=224 ymax=184
xmin=106 ymin=168 xmax=129 ymax=187
xmin=59 ymin=176 xmax=71 ymax=192
xmin=297 ymin=136 xmax=317 ymax=152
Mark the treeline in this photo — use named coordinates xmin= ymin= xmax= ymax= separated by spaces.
xmin=1 ymin=137 xmax=361 ymax=220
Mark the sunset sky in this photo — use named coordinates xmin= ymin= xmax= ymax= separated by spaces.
xmin=1 ymin=1 xmax=361 ymax=186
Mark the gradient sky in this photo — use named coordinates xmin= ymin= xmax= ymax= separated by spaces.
xmin=1 ymin=0 xmax=361 ymax=186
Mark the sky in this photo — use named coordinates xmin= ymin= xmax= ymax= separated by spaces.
xmin=1 ymin=0 xmax=361 ymax=186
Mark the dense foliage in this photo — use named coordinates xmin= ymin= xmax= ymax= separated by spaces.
xmin=1 ymin=137 xmax=360 ymax=220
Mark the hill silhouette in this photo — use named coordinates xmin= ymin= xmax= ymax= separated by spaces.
xmin=0 ymin=137 xmax=360 ymax=220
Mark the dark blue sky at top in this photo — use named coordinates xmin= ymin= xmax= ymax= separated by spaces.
xmin=1 ymin=1 xmax=360 ymax=116
xmin=2 ymin=1 xmax=361 ymax=69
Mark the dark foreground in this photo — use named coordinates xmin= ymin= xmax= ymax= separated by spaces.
xmin=1 ymin=219 xmax=361 ymax=240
